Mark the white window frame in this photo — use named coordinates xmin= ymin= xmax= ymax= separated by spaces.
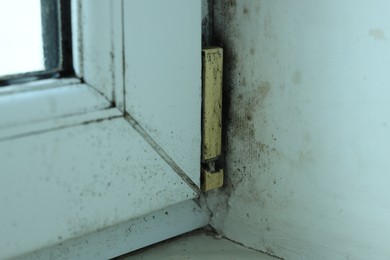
xmin=0 ymin=0 xmax=123 ymax=139
xmin=0 ymin=1 xmax=206 ymax=259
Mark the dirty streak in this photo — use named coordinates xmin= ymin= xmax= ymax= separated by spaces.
xmin=0 ymin=114 xmax=122 ymax=143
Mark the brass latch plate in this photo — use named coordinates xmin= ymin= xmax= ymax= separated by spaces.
xmin=201 ymin=47 xmax=223 ymax=192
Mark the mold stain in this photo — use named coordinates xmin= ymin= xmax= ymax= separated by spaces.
xmin=266 ymin=247 xmax=275 ymax=256
xmin=258 ymin=82 xmax=271 ymax=100
xmin=369 ymin=29 xmax=386 ymax=41
xmin=212 ymin=0 xmax=280 ymax=200
xmin=228 ymin=0 xmax=236 ymax=7
xmin=224 ymin=79 xmax=277 ymax=205
xmin=208 ymin=1 xmax=289 ymax=238
xmin=243 ymin=6 xmax=249 ymax=15
xmin=228 ymin=81 xmax=271 ymax=144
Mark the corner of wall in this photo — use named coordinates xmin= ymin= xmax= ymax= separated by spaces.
xmin=200 ymin=0 xmax=242 ymax=238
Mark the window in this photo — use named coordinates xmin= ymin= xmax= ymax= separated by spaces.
xmin=0 ymin=1 xmax=202 ymax=259
xmin=0 ymin=0 xmax=72 ymax=86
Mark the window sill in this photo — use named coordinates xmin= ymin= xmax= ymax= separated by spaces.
xmin=0 ymin=78 xmax=120 ymax=140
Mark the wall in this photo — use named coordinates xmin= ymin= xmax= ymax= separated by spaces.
xmin=207 ymin=1 xmax=390 ymax=259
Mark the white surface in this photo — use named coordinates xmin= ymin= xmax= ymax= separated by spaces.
xmin=125 ymin=232 xmax=277 ymax=260
xmin=0 ymin=118 xmax=197 ymax=259
xmin=210 ymin=1 xmax=390 ymax=259
xmin=20 ymin=200 xmax=209 ymax=260
xmin=124 ymin=0 xmax=202 ymax=185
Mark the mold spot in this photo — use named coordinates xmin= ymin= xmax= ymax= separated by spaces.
xmin=245 ymin=112 xmax=253 ymax=121
xmin=369 ymin=29 xmax=386 ymax=41
xmin=228 ymin=0 xmax=236 ymax=7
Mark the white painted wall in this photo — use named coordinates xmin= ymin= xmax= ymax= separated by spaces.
xmin=208 ymin=1 xmax=390 ymax=259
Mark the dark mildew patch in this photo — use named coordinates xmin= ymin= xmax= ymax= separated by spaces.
xmin=243 ymin=6 xmax=249 ymax=15
xmin=228 ymin=0 xmax=236 ymax=7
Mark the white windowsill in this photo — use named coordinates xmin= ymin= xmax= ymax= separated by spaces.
xmin=0 ymin=78 xmax=116 ymax=139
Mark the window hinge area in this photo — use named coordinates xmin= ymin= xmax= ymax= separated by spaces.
xmin=201 ymin=47 xmax=224 ymax=192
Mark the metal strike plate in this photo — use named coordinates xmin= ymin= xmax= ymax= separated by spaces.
xmin=202 ymin=47 xmax=223 ymax=162
xmin=201 ymin=47 xmax=223 ymax=192
xmin=201 ymin=169 xmax=224 ymax=192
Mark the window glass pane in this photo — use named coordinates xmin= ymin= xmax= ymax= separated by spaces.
xmin=0 ymin=0 xmax=44 ymax=78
